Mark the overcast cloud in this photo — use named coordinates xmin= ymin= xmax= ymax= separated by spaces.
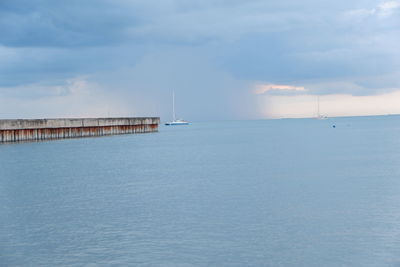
xmin=0 ymin=0 xmax=399 ymax=119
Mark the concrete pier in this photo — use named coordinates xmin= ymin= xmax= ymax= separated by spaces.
xmin=0 ymin=117 xmax=160 ymax=143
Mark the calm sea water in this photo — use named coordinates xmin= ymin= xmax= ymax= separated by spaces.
xmin=1 ymin=116 xmax=400 ymax=266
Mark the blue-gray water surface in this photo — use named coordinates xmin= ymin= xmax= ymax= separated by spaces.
xmin=1 ymin=117 xmax=400 ymax=266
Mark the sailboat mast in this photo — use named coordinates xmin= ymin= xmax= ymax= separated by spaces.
xmin=172 ymin=91 xmax=176 ymax=121
xmin=317 ymin=95 xmax=320 ymax=117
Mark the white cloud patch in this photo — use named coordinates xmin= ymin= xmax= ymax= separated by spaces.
xmin=343 ymin=0 xmax=400 ymax=18
xmin=254 ymin=83 xmax=306 ymax=95
xmin=379 ymin=0 xmax=400 ymax=16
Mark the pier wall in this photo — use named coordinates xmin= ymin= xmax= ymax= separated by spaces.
xmin=0 ymin=117 xmax=159 ymax=143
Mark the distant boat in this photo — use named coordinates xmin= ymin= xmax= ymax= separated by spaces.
xmin=165 ymin=91 xmax=190 ymax=126
xmin=316 ymin=96 xmax=328 ymax=120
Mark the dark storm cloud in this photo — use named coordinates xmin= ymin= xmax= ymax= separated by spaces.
xmin=0 ymin=0 xmax=138 ymax=47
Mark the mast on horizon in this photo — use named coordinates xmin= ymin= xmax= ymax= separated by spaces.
xmin=316 ymin=95 xmax=328 ymax=119
xmin=172 ymin=91 xmax=176 ymax=121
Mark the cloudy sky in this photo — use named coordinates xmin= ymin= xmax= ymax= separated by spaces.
xmin=0 ymin=0 xmax=399 ymax=120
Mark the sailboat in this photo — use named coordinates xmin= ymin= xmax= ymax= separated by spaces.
xmin=165 ymin=91 xmax=190 ymax=126
xmin=316 ymin=96 xmax=328 ymax=120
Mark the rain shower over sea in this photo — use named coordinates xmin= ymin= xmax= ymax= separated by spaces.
xmin=1 ymin=116 xmax=400 ymax=266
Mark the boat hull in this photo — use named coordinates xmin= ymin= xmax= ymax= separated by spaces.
xmin=165 ymin=121 xmax=190 ymax=126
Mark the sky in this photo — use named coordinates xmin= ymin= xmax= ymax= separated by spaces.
xmin=0 ymin=0 xmax=399 ymax=120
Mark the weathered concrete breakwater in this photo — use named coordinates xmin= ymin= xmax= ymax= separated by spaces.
xmin=0 ymin=117 xmax=160 ymax=143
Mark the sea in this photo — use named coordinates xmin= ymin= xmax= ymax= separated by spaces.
xmin=1 ymin=116 xmax=400 ymax=267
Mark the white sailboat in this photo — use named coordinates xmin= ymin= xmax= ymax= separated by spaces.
xmin=316 ymin=96 xmax=328 ymax=120
xmin=165 ymin=91 xmax=190 ymax=126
